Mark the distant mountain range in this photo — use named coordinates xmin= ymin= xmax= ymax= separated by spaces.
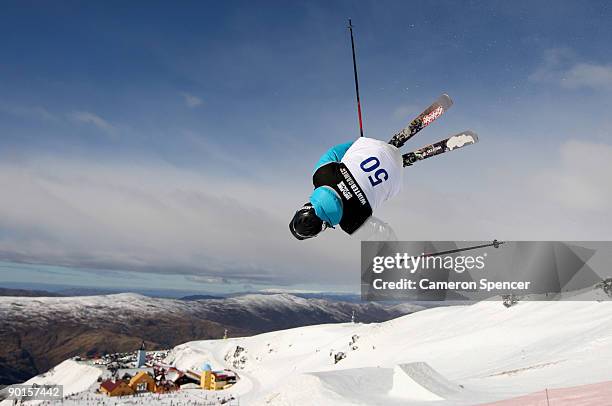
xmin=0 ymin=287 xmax=63 ymax=297
xmin=0 ymin=282 xmax=365 ymax=301
xmin=0 ymin=291 xmax=422 ymax=386
xmin=178 ymin=294 xmax=224 ymax=300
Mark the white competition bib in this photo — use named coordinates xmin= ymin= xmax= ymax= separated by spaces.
xmin=341 ymin=137 xmax=403 ymax=210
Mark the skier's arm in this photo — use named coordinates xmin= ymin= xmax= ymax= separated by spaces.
xmin=314 ymin=141 xmax=354 ymax=172
xmin=309 ymin=141 xmax=354 ymax=228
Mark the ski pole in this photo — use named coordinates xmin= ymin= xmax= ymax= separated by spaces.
xmin=348 ymin=18 xmax=364 ymax=137
xmin=420 ymin=240 xmax=504 ymax=257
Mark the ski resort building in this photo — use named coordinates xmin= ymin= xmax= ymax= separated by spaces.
xmin=99 ymin=379 xmax=135 ymax=397
xmin=97 ymin=361 xmax=237 ymax=397
xmin=210 ymin=372 xmax=235 ymax=390
xmin=165 ymin=367 xmax=201 ymax=387
xmin=200 ymin=366 xmax=237 ymax=390
xmin=129 ymin=370 xmax=157 ymax=393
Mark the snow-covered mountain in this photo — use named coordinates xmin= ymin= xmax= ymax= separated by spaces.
xmin=0 ymin=293 xmax=420 ymax=385
xmin=0 ymin=293 xmax=421 ymax=327
xmin=6 ymin=286 xmax=612 ymax=405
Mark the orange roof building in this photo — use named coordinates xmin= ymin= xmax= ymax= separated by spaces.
xmin=99 ymin=380 xmax=134 ymax=397
xmin=128 ymin=371 xmax=157 ymax=393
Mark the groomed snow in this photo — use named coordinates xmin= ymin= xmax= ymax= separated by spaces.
xmin=170 ymin=295 xmax=612 ymax=405
xmin=27 ymin=360 xmax=101 ymax=396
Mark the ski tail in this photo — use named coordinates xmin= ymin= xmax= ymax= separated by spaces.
xmin=389 ymin=94 xmax=453 ymax=148
xmin=402 ymin=130 xmax=478 ymax=167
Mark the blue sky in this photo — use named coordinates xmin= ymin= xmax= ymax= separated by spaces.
xmin=1 ymin=1 xmax=612 ymax=294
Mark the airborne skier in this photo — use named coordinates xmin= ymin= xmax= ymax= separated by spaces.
xmin=289 ymin=94 xmax=479 ymax=240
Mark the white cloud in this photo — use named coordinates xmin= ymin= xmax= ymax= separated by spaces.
xmin=0 ymin=137 xmax=610 ymax=287
xmin=0 ymin=157 xmax=350 ymax=286
xmin=181 ymin=92 xmax=203 ymax=108
xmin=533 ymin=140 xmax=612 ymax=211
xmin=0 ymin=102 xmax=58 ymax=121
xmin=530 ymin=48 xmax=612 ymax=90
xmin=563 ymin=63 xmax=612 ymax=90
xmin=69 ymin=111 xmax=117 ymax=136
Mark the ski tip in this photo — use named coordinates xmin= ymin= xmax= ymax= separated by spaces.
xmin=463 ymin=130 xmax=479 ymax=142
xmin=445 ymin=130 xmax=479 ymax=151
xmin=453 ymin=130 xmax=479 ymax=144
xmin=438 ymin=93 xmax=453 ymax=109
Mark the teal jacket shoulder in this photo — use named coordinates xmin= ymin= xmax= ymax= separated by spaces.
xmin=313 ymin=141 xmax=354 ymax=172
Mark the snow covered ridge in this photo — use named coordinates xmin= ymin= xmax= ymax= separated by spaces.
xmin=0 ymin=292 xmax=422 ymax=329
xmin=5 ymin=286 xmax=612 ymax=405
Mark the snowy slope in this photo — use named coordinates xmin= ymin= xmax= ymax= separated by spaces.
xmin=0 ymin=360 xmax=101 ymax=405
xmin=165 ymin=291 xmax=612 ymax=405
xmin=5 ymin=287 xmax=612 ymax=405
xmin=25 ymin=360 xmax=101 ymax=397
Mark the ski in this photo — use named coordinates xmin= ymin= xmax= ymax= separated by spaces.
xmin=402 ymin=130 xmax=478 ymax=167
xmin=388 ymin=94 xmax=453 ymax=148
